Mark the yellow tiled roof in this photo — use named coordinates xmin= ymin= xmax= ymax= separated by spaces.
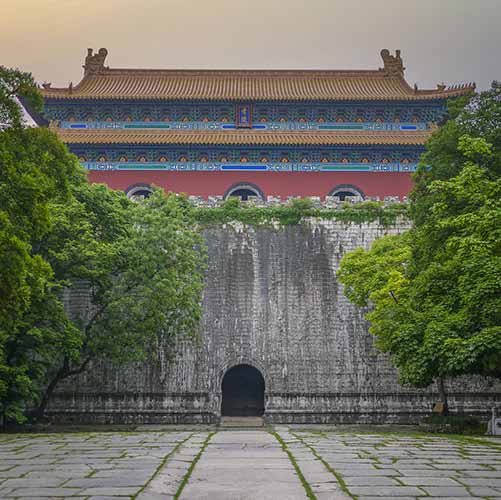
xmin=54 ymin=128 xmax=433 ymax=146
xmin=41 ymin=49 xmax=474 ymax=102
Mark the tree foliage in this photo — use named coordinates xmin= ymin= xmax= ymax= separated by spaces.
xmin=411 ymin=82 xmax=500 ymax=224
xmin=34 ymin=187 xmax=206 ymax=417
xmin=0 ymin=125 xmax=81 ymax=422
xmin=338 ymin=83 xmax=501 ymax=399
xmin=0 ymin=67 xmax=43 ymax=128
xmin=0 ymin=68 xmax=205 ymax=422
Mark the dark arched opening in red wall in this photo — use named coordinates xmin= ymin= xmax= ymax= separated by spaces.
xmin=125 ymin=183 xmax=153 ymax=199
xmin=224 ymin=182 xmax=265 ymax=201
xmin=329 ymin=184 xmax=365 ymax=201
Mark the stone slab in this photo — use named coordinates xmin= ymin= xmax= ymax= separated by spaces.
xmin=179 ymin=431 xmax=309 ymax=499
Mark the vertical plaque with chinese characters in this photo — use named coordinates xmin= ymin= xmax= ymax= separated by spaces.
xmin=236 ymin=104 xmax=253 ymax=128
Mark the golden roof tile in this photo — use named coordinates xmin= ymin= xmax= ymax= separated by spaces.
xmin=54 ymin=128 xmax=433 ymax=146
xmin=41 ymin=49 xmax=475 ymax=102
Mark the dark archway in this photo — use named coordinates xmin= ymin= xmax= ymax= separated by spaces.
xmin=229 ymin=188 xmax=259 ymax=201
xmin=221 ymin=364 xmax=265 ymax=416
xmin=328 ymin=184 xmax=365 ymax=201
xmin=224 ymin=182 xmax=265 ymax=201
xmin=125 ymin=183 xmax=153 ymax=200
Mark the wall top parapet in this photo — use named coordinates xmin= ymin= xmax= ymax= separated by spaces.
xmin=188 ymin=195 xmax=407 ymax=208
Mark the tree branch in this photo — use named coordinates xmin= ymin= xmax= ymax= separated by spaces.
xmin=389 ymin=290 xmax=399 ymax=304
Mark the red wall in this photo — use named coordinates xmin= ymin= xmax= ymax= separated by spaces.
xmin=88 ymin=171 xmax=413 ymax=199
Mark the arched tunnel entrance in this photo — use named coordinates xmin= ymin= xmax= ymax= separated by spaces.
xmin=221 ymin=364 xmax=265 ymax=417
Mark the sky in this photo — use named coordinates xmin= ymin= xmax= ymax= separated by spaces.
xmin=1 ymin=0 xmax=500 ymax=90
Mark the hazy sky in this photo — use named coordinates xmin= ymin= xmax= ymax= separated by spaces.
xmin=1 ymin=0 xmax=500 ymax=90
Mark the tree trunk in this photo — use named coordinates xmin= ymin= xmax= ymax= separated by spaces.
xmin=34 ymin=365 xmax=68 ymax=421
xmin=33 ymin=356 xmax=92 ymax=421
xmin=437 ymin=376 xmax=449 ymax=415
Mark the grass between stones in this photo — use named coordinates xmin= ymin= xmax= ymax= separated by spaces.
xmin=289 ymin=430 xmax=356 ymax=500
xmin=131 ymin=432 xmax=195 ymax=499
xmin=294 ymin=427 xmax=501 ymax=449
xmin=446 ymin=434 xmax=501 ymax=451
xmin=270 ymin=430 xmax=317 ymax=500
xmin=173 ymin=431 xmax=217 ymax=500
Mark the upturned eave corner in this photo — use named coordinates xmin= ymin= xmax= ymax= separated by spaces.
xmin=40 ymin=47 xmax=475 ymax=101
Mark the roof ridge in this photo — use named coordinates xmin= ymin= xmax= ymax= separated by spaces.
xmin=96 ymin=68 xmax=390 ymax=76
xmin=40 ymin=48 xmax=475 ymax=101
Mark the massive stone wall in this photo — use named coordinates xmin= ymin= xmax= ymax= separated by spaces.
xmin=48 ymin=217 xmax=501 ymax=424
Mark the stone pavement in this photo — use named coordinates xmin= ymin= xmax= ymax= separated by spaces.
xmin=179 ymin=430 xmax=315 ymax=499
xmin=0 ymin=428 xmax=499 ymax=499
xmin=290 ymin=428 xmax=501 ymax=499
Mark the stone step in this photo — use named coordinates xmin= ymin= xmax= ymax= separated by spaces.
xmin=220 ymin=416 xmax=264 ymax=428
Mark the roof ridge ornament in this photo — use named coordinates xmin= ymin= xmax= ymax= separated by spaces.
xmin=380 ymin=49 xmax=405 ymax=77
xmin=83 ymin=48 xmax=109 ymax=76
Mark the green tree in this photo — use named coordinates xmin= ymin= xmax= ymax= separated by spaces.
xmin=0 ymin=66 xmax=43 ymax=128
xmin=1 ymin=67 xmax=206 ymax=422
xmin=0 ymin=124 xmax=81 ymax=422
xmin=338 ymin=83 xmax=501 ymax=412
xmin=411 ymin=82 xmax=500 ymax=224
xmin=34 ymin=187 xmax=205 ymax=417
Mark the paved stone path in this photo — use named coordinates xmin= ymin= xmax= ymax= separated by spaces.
xmin=0 ymin=428 xmax=499 ymax=499
xmin=179 ymin=430 xmax=311 ymax=499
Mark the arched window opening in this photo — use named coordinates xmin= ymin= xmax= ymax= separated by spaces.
xmin=126 ymin=184 xmax=153 ymax=201
xmin=229 ymin=189 xmax=259 ymax=201
xmin=330 ymin=184 xmax=365 ymax=201
xmin=225 ymin=184 xmax=263 ymax=201
xmin=334 ymin=191 xmax=358 ymax=201
xmin=221 ymin=364 xmax=265 ymax=417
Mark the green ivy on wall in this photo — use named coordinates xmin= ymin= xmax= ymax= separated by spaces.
xmin=194 ymin=197 xmax=408 ymax=227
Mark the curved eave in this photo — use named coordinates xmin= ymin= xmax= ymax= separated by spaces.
xmin=41 ymin=70 xmax=475 ymax=102
xmin=53 ymin=128 xmax=433 ymax=146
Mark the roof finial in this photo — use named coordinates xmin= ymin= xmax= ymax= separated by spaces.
xmin=83 ymin=48 xmax=109 ymax=76
xmin=380 ymin=49 xmax=405 ymax=77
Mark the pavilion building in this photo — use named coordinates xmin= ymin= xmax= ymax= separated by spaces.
xmin=41 ymin=49 xmax=473 ymax=200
